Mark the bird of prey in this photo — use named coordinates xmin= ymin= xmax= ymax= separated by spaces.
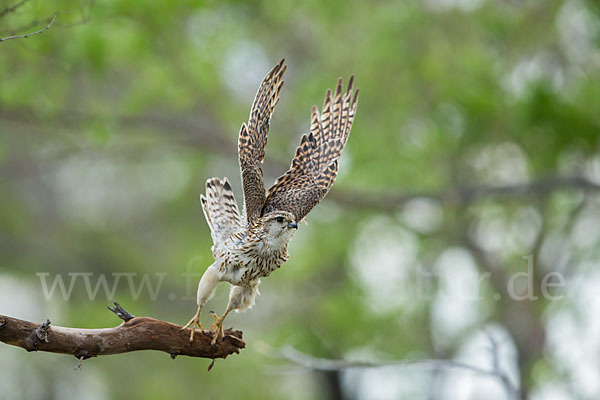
xmin=182 ymin=59 xmax=358 ymax=344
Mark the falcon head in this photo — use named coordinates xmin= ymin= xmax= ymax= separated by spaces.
xmin=259 ymin=210 xmax=298 ymax=247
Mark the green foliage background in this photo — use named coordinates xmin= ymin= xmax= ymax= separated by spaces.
xmin=1 ymin=0 xmax=600 ymax=399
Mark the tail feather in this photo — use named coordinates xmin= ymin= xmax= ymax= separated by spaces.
xmin=201 ymin=177 xmax=242 ymax=245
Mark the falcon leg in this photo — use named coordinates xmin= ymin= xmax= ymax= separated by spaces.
xmin=209 ymin=283 xmax=260 ymax=345
xmin=181 ymin=305 xmax=203 ymax=343
xmin=209 ymin=308 xmax=232 ymax=346
xmin=181 ymin=264 xmax=219 ymax=343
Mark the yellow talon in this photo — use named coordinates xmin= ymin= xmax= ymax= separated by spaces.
xmin=209 ymin=311 xmax=225 ymax=345
xmin=181 ymin=306 xmax=203 ymax=343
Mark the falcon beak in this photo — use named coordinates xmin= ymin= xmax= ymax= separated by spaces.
xmin=288 ymin=221 xmax=298 ymax=229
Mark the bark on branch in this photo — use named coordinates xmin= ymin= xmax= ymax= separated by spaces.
xmin=0 ymin=303 xmax=245 ymax=362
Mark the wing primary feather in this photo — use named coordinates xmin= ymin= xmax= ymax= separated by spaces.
xmin=239 ymin=59 xmax=287 ymax=224
xmin=263 ymin=75 xmax=358 ymax=222
xmin=202 ymin=177 xmax=242 ymax=246
xmin=332 ymin=77 xmax=344 ymax=133
xmin=321 ymin=89 xmax=333 ymax=144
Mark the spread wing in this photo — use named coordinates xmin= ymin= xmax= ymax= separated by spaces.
xmin=238 ymin=59 xmax=287 ymax=224
xmin=201 ymin=177 xmax=242 ymax=246
xmin=262 ymin=76 xmax=358 ymax=222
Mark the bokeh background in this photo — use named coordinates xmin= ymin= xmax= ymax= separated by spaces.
xmin=2 ymin=0 xmax=600 ymax=399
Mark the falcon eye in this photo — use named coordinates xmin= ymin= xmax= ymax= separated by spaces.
xmin=276 ymin=216 xmax=284 ymax=223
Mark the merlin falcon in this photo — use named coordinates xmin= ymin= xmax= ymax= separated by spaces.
xmin=182 ymin=59 xmax=359 ymax=344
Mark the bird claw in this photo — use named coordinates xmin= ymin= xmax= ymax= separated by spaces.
xmin=181 ymin=307 xmax=203 ymax=343
xmin=209 ymin=311 xmax=224 ymax=346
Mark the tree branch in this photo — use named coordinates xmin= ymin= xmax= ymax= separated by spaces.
xmin=0 ymin=0 xmax=28 ymax=18
xmin=485 ymin=330 xmax=520 ymax=400
xmin=0 ymin=13 xmax=56 ymax=43
xmin=277 ymin=345 xmax=499 ymax=376
xmin=0 ymin=303 xmax=245 ymax=362
xmin=267 ymin=336 xmax=519 ymax=399
xmin=107 ymin=301 xmax=136 ymax=322
xmin=329 ymin=175 xmax=600 ymax=212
